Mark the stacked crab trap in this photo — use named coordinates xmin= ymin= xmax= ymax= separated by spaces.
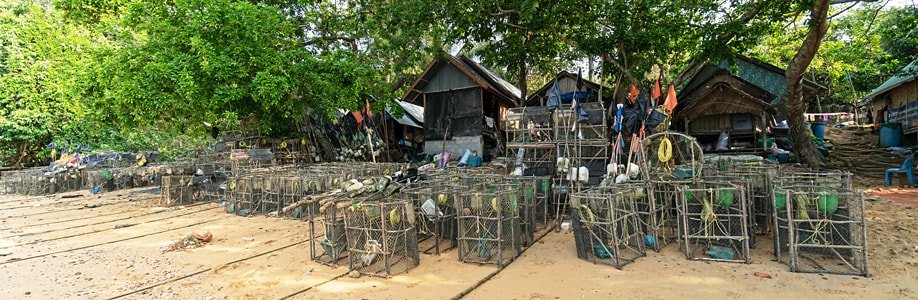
xmin=676 ymin=181 xmax=751 ymax=263
xmin=455 ymin=178 xmax=523 ymax=268
xmin=570 ymin=185 xmax=646 ymax=269
xmin=637 ymin=132 xmax=705 ymax=251
xmin=400 ymin=180 xmax=458 ymax=255
xmin=554 ymin=102 xmax=608 ymax=227
xmin=772 ymin=170 xmax=868 ymax=276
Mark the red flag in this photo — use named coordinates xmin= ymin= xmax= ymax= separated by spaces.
xmin=651 ymin=80 xmax=662 ymax=102
xmin=664 ymin=84 xmax=678 ymax=113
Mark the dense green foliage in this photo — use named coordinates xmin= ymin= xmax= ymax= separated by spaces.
xmin=751 ymin=3 xmax=918 ymax=108
xmin=0 ymin=0 xmax=913 ymax=166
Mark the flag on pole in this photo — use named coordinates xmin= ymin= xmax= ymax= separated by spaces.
xmin=664 ymin=84 xmax=678 ymax=113
xmin=651 ymin=80 xmax=662 ymax=106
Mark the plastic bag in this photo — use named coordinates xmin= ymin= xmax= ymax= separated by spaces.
xmin=458 ymin=149 xmax=472 ymax=166
xmin=716 ymin=130 xmax=729 ymax=151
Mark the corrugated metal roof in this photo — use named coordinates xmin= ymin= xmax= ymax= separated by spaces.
xmin=387 ymin=100 xmax=424 ymax=128
xmin=861 ymin=59 xmax=918 ymax=106
xmin=396 ymin=100 xmax=424 ymax=123
xmin=402 ymin=54 xmax=522 ymax=105
xmin=459 ymin=56 xmax=523 ymax=101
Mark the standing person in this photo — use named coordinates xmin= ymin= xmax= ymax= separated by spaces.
xmin=866 ymin=110 xmax=873 ymax=125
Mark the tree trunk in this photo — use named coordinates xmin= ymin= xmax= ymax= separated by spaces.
xmin=783 ymin=0 xmax=831 ymax=167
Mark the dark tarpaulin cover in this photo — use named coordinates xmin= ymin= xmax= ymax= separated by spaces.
xmin=424 ymin=88 xmax=482 ymax=139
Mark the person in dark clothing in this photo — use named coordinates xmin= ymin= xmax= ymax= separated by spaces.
xmin=866 ymin=110 xmax=873 ymax=125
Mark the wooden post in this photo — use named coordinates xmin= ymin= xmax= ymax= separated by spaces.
xmin=762 ymin=114 xmax=768 ymax=152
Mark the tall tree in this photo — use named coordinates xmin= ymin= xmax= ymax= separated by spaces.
xmin=0 ymin=1 xmax=102 ymax=166
xmin=783 ymin=0 xmax=880 ymax=167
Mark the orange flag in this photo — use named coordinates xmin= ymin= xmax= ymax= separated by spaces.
xmin=628 ymin=84 xmax=639 ymax=104
xmin=651 ymin=80 xmax=662 ymax=103
xmin=353 ymin=111 xmax=365 ymax=127
xmin=664 ymin=84 xmax=678 ymax=113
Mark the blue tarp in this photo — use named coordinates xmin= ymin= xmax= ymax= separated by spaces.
xmin=558 ymin=91 xmax=595 ymax=102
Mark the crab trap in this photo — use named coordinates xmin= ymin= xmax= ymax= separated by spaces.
xmin=774 ymin=169 xmax=852 ymax=190
xmin=506 ymin=107 xmax=555 ymax=177
xmin=676 ymin=182 xmax=751 ymax=263
xmin=723 ymin=163 xmax=778 ymax=235
xmin=638 ymin=132 xmax=705 ymax=183
xmin=570 ymin=186 xmax=646 ymax=269
xmin=497 ymin=178 xmax=540 ymax=246
xmin=225 ymin=176 xmax=267 ymax=216
xmin=344 ymin=199 xmax=419 ymax=277
xmin=703 ymin=175 xmax=757 ymax=248
xmin=772 ymin=187 xmax=868 ymax=276
xmin=160 ymin=175 xmax=195 ymax=206
xmin=513 ymin=176 xmax=552 ymax=238
xmin=456 ymin=187 xmax=523 ymax=268
xmin=640 ymin=180 xmax=680 ymax=251
xmin=310 ymin=203 xmax=349 ymax=266
xmin=401 ymin=183 xmax=457 ymax=255
xmin=2 ymin=169 xmax=86 ymax=196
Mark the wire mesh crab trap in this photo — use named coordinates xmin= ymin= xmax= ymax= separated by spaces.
xmin=676 ymin=181 xmax=750 ymax=263
xmin=192 ymin=156 xmax=234 ymax=203
xmin=513 ymin=176 xmax=552 ymax=240
xmin=774 ymin=169 xmax=852 ymax=190
xmin=722 ymin=163 xmax=778 ymax=235
xmin=160 ymin=175 xmax=194 ymax=206
xmin=703 ymin=175 xmax=757 ymax=248
xmin=638 ymin=131 xmax=705 ymax=182
xmin=772 ymin=187 xmax=868 ymax=276
xmin=225 ymin=175 xmax=266 ymax=216
xmin=401 ymin=183 xmax=457 ymax=255
xmin=506 ymin=107 xmax=555 ymax=177
xmin=456 ymin=187 xmax=522 ymax=268
xmin=570 ymin=186 xmax=646 ymax=269
xmin=639 ymin=180 xmax=679 ymax=251
xmin=344 ymin=199 xmax=419 ymax=277
xmin=310 ymin=202 xmax=349 ymax=266
xmin=638 ymin=131 xmax=705 ymax=251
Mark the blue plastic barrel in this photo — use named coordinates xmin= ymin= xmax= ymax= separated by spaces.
xmin=879 ymin=123 xmax=903 ymax=148
xmin=810 ymin=122 xmax=826 ymax=139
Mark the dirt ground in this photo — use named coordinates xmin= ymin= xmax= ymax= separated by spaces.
xmin=0 ymin=184 xmax=915 ymax=299
xmin=0 ymin=126 xmax=915 ymax=299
